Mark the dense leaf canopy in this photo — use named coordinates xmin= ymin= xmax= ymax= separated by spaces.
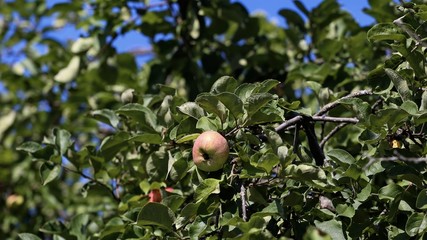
xmin=2 ymin=0 xmax=427 ymax=239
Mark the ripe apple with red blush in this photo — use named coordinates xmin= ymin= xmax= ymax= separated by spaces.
xmin=192 ymin=131 xmax=229 ymax=172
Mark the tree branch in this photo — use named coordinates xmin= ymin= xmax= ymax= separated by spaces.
xmin=364 ymin=151 xmax=427 ymax=169
xmin=240 ymin=183 xmax=247 ymax=222
xmin=275 ymin=90 xmax=371 ymax=132
xmin=275 ymin=115 xmax=303 ymax=132
xmin=312 ymin=116 xmax=359 ymax=124
xmin=128 ymin=48 xmax=153 ymax=56
xmin=314 ymin=90 xmax=373 ymax=117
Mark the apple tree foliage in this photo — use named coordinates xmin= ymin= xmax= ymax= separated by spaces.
xmin=2 ymin=0 xmax=427 ymax=239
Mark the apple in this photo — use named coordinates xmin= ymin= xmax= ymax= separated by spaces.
xmin=6 ymin=194 xmax=24 ymax=208
xmin=148 ymin=189 xmax=162 ymax=202
xmin=148 ymin=187 xmax=174 ymax=202
xmin=192 ymin=131 xmax=229 ymax=172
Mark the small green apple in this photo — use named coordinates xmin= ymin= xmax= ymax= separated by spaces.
xmin=192 ymin=131 xmax=229 ymax=172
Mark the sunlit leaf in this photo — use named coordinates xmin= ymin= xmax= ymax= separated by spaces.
xmin=90 ymin=109 xmax=120 ymax=128
xmin=194 ymin=178 xmax=220 ymax=202
xmin=405 ymin=213 xmax=427 ymax=237
xmin=210 ymin=76 xmax=238 ymax=93
xmin=177 ymin=102 xmax=205 ymax=120
xmin=54 ymin=56 xmax=80 ymax=83
xmin=40 ymin=163 xmax=61 ymax=185
xmin=367 ymin=23 xmax=405 ymax=42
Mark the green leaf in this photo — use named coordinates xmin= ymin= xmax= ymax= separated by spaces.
xmin=116 ymin=103 xmax=158 ymax=133
xmin=356 ymin=183 xmax=372 ymax=202
xmin=379 ymin=183 xmax=404 ymax=201
xmin=39 ymin=220 xmax=67 ymax=234
xmin=326 ymin=149 xmax=356 ymax=166
xmin=369 ymin=108 xmax=409 ymax=129
xmin=256 ymin=79 xmax=280 ymax=93
xmin=90 ymin=109 xmax=120 ymax=128
xmin=210 ymin=76 xmax=238 ymax=93
xmin=177 ymin=102 xmax=205 ymax=120
xmin=420 ymin=91 xmax=427 ymax=111
xmin=338 ymin=97 xmax=370 ymax=120
xmin=99 ymin=132 xmax=130 ymax=161
xmin=162 ymin=195 xmax=186 ymax=212
xmin=336 ymin=204 xmax=355 ymax=218
xmin=254 ymin=200 xmax=283 ymax=217
xmin=53 ymin=128 xmax=72 ymax=156
xmin=314 ymin=219 xmax=346 ymax=240
xmin=196 ymin=116 xmax=220 ymax=131
xmin=170 ymin=117 xmax=197 ymax=140
xmin=18 ymin=233 xmax=42 ymax=240
xmin=215 ymin=92 xmax=244 ymax=119
xmin=250 ymin=152 xmax=279 ymax=173
xmin=385 ymin=68 xmax=412 ymax=101
xmin=244 ymin=93 xmax=274 ymax=118
xmin=235 ymin=83 xmax=258 ymax=102
xmin=54 ymin=56 xmax=80 ymax=83
xmin=129 ymin=133 xmax=162 ymax=144
xmin=279 ymin=9 xmax=305 ymax=31
xmin=248 ymin=187 xmax=269 ymax=206
xmin=405 ymin=213 xmax=427 ymax=237
xmin=175 ymin=133 xmax=200 ymax=144
xmin=244 ymin=106 xmax=285 ymax=126
xmin=195 ymin=93 xmax=227 ymax=122
xmin=0 ymin=110 xmax=16 ymax=138
xmin=416 ymin=189 xmax=427 ymax=210
xmin=40 ymin=163 xmax=61 ymax=185
xmin=71 ymin=37 xmax=94 ymax=54
xmin=238 ymin=216 xmax=266 ymax=232
xmin=137 ymin=202 xmax=175 ymax=231
xmin=367 ymin=23 xmax=405 ymax=43
xmin=81 ymin=182 xmax=113 ymax=199
xmin=400 ymin=101 xmax=419 ymax=115
xmin=194 ymin=178 xmax=220 ymax=202
xmin=17 ymin=141 xmax=43 ymax=153
xmin=70 ymin=213 xmax=90 ymax=240
xmin=358 ymin=129 xmax=381 ymax=143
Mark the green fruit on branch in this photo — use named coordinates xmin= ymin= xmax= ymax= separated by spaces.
xmin=192 ymin=131 xmax=229 ymax=172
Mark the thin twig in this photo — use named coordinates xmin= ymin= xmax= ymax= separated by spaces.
xmin=62 ymin=165 xmax=120 ymax=202
xmin=314 ymin=90 xmax=373 ymax=117
xmin=275 ymin=90 xmax=372 ymax=132
xmin=319 ymin=123 xmax=348 ymax=148
xmin=275 ymin=115 xmax=303 ymax=132
xmin=364 ymin=151 xmax=427 ymax=169
xmin=275 ymin=116 xmax=358 ymax=132
xmin=312 ymin=116 xmax=359 ymax=124
xmin=240 ymin=183 xmax=247 ymax=222
xmin=128 ymin=48 xmax=153 ymax=56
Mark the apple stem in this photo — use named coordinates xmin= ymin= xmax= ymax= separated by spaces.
xmin=202 ymin=152 xmax=210 ymax=160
